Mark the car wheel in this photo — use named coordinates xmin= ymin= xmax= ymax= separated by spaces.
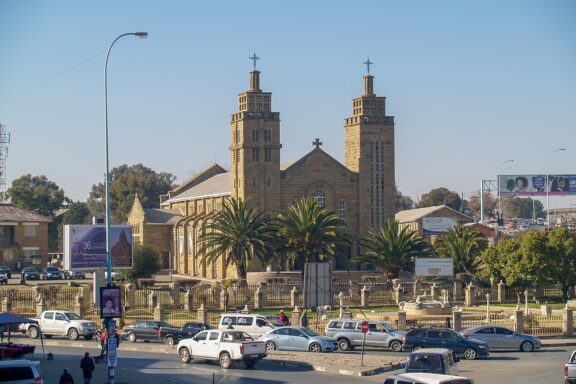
xmin=244 ymin=359 xmax=256 ymax=368
xmin=219 ymin=352 xmax=233 ymax=369
xmin=28 ymin=327 xmax=39 ymax=339
xmin=389 ymin=340 xmax=402 ymax=352
xmin=463 ymin=348 xmax=477 ymax=360
xmin=520 ymin=340 xmax=534 ymax=352
xmin=265 ymin=341 xmax=277 ymax=351
xmin=337 ymin=338 xmax=351 ymax=351
xmin=128 ymin=332 xmax=137 ymax=342
xmin=165 ymin=336 xmax=175 ymax=345
xmin=179 ymin=347 xmax=191 ymax=363
xmin=68 ymin=328 xmax=79 ymax=340
xmin=411 ymin=345 xmax=423 ymax=352
xmin=309 ymin=342 xmax=322 ymax=353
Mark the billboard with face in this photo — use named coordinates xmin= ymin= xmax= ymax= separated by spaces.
xmin=498 ymin=175 xmax=576 ymax=196
xmin=64 ymin=225 xmax=133 ymax=270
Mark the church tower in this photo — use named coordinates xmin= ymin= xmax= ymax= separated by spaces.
xmin=230 ymin=55 xmax=281 ymax=214
xmin=344 ymin=60 xmax=395 ymax=236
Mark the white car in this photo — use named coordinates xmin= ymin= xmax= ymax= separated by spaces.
xmin=22 ymin=310 xmax=97 ymax=340
xmin=0 ymin=359 xmax=44 ymax=384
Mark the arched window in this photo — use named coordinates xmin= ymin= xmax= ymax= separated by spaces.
xmin=312 ymin=190 xmax=326 ymax=207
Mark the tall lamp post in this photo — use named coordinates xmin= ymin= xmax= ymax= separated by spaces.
xmin=546 ymin=148 xmax=566 ymax=229
xmin=104 ymin=32 xmax=147 ymax=384
xmin=498 ymin=159 xmax=514 ymax=223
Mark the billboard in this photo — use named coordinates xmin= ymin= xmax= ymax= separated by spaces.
xmin=498 ymin=174 xmax=576 ymax=196
xmin=415 ymin=258 xmax=454 ymax=277
xmin=303 ymin=262 xmax=333 ymax=308
xmin=64 ymin=225 xmax=133 ymax=270
xmin=422 ymin=217 xmax=456 ymax=236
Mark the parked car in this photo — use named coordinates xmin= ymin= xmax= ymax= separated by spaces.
xmin=325 ymin=318 xmax=405 ymax=352
xmin=0 ymin=265 xmax=12 ymax=278
xmin=218 ymin=313 xmax=276 ymax=339
xmin=41 ymin=266 xmax=62 ymax=280
xmin=402 ymin=328 xmax=489 ymax=360
xmin=21 ymin=267 xmax=40 ymax=280
xmin=384 ymin=372 xmax=475 ymax=384
xmin=62 ymin=269 xmax=86 ymax=279
xmin=177 ymin=329 xmax=267 ymax=369
xmin=122 ymin=320 xmax=180 ymax=343
xmin=260 ymin=326 xmax=338 ymax=352
xmin=404 ymin=348 xmax=460 ymax=375
xmin=158 ymin=323 xmax=197 ymax=345
xmin=0 ymin=271 xmax=7 ymax=285
xmin=21 ymin=310 xmax=97 ymax=340
xmin=181 ymin=321 xmax=213 ymax=337
xmin=0 ymin=359 xmax=44 ymax=384
xmin=105 ymin=270 xmax=126 ymax=281
xmin=461 ymin=325 xmax=540 ymax=352
xmin=564 ymin=349 xmax=576 ymax=383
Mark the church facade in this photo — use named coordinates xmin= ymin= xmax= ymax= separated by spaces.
xmin=128 ymin=63 xmax=395 ymax=279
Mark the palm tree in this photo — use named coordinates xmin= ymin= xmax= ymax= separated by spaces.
xmin=355 ymin=219 xmax=431 ymax=278
xmin=434 ymin=224 xmax=485 ymax=275
xmin=197 ymin=198 xmax=274 ymax=283
xmin=275 ymin=198 xmax=347 ymax=270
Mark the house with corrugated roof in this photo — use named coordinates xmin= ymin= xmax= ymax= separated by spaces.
xmin=0 ymin=203 xmax=52 ymax=271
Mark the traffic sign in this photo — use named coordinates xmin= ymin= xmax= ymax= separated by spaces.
xmin=361 ymin=320 xmax=369 ymax=334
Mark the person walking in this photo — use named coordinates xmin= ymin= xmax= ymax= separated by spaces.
xmin=299 ymin=308 xmax=308 ymax=328
xmin=98 ymin=328 xmax=108 ymax=362
xmin=80 ymin=352 xmax=95 ymax=384
xmin=59 ymin=368 xmax=75 ymax=384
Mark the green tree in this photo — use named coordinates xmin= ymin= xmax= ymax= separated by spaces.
xmin=198 ymin=198 xmax=274 ymax=283
xmin=87 ymin=163 xmax=176 ymax=223
xmin=418 ymin=187 xmax=461 ymax=211
xmin=6 ymin=174 xmax=65 ymax=216
xmin=355 ymin=219 xmax=432 ymax=278
xmin=395 ymin=186 xmax=414 ymax=213
xmin=467 ymin=190 xmax=498 ymax=221
xmin=501 ymin=197 xmax=544 ymax=219
xmin=53 ymin=202 xmax=91 ymax=252
xmin=435 ymin=224 xmax=485 ymax=275
xmin=275 ymin=198 xmax=346 ymax=271
xmin=126 ymin=244 xmax=161 ymax=281
xmin=543 ymin=228 xmax=576 ymax=301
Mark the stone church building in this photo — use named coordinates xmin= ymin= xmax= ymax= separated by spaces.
xmin=128 ymin=64 xmax=395 ymax=279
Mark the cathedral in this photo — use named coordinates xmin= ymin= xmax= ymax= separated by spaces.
xmin=128 ymin=60 xmax=395 ymax=279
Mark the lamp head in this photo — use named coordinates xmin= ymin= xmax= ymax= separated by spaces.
xmin=134 ymin=32 xmax=148 ymax=38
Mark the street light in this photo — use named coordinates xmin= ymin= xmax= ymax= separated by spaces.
xmin=546 ymin=148 xmax=566 ymax=229
xmin=104 ymin=31 xmax=147 ymax=384
xmin=498 ymin=159 xmax=514 ymax=223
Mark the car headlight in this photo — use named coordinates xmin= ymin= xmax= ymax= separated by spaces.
xmin=479 ymin=344 xmax=487 ymax=348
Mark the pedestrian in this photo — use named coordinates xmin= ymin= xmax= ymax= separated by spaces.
xmin=299 ymin=308 xmax=308 ymax=328
xmin=80 ymin=352 xmax=95 ymax=384
xmin=59 ymin=368 xmax=75 ymax=384
xmin=98 ymin=328 xmax=108 ymax=362
xmin=278 ymin=309 xmax=288 ymax=326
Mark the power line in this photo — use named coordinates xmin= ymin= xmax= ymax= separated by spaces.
xmin=0 ymin=50 xmax=106 ymax=108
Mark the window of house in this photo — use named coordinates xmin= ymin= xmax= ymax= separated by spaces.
xmin=24 ymin=224 xmax=39 ymax=238
xmin=252 ymin=149 xmax=260 ymax=162
xmin=23 ymin=249 xmax=41 ymax=265
xmin=312 ymin=190 xmax=326 ymax=207
xmin=264 ymin=148 xmax=272 ymax=162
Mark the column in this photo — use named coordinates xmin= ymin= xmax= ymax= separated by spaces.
xmin=497 ymin=280 xmax=506 ymax=303
xmin=361 ymin=285 xmax=370 ymax=308
xmin=563 ymin=305 xmax=574 ymax=337
xmin=290 ymin=286 xmax=300 ymax=308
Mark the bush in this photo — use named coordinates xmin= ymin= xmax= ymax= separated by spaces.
xmin=125 ymin=244 xmax=161 ymax=281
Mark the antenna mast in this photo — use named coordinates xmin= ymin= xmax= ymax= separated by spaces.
xmin=0 ymin=123 xmax=10 ymax=201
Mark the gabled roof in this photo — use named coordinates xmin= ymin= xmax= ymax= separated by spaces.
xmin=161 ymin=172 xmax=230 ymax=205
xmin=395 ymin=205 xmax=473 ymax=223
xmin=282 ymin=147 xmax=352 ymax=174
xmin=0 ymin=203 xmax=52 ymax=223
xmin=144 ymin=208 xmax=183 ymax=225
xmin=166 ymin=163 xmax=227 ymax=197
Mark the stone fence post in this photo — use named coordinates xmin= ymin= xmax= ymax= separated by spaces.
xmin=397 ymin=311 xmax=407 ymax=331
xmin=36 ymin=298 xmax=46 ymax=317
xmin=514 ymin=307 xmax=524 ymax=334
xmin=431 ymin=283 xmax=439 ymax=301
xmin=452 ymin=310 xmax=462 ymax=332
xmin=291 ymin=306 xmax=301 ymax=326
xmin=465 ymin=284 xmax=475 ymax=307
xmin=453 ymin=280 xmax=463 ymax=302
xmin=563 ymin=306 xmax=574 ymax=337
xmin=254 ymin=285 xmax=265 ymax=309
xmin=290 ymin=287 xmax=300 ymax=308
xmin=241 ymin=304 xmax=250 ymax=314
xmin=497 ymin=281 xmax=506 ymax=303
xmin=184 ymin=289 xmax=193 ymax=312
xmin=149 ymin=292 xmax=158 ymax=310
xmin=394 ymin=284 xmax=402 ymax=305
xmin=124 ymin=285 xmax=136 ymax=308
xmin=196 ymin=303 xmax=207 ymax=324
xmin=2 ymin=296 xmax=11 ymax=312
xmin=412 ymin=280 xmax=419 ymax=300
xmin=360 ymin=285 xmax=370 ymax=308
xmin=154 ymin=303 xmax=163 ymax=321
xmin=219 ymin=289 xmax=228 ymax=311
xmin=74 ymin=294 xmax=84 ymax=318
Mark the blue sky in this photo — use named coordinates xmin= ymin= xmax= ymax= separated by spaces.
xmin=1 ymin=1 xmax=575 ymax=209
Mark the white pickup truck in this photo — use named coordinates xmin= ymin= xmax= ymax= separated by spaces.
xmin=177 ymin=329 xmax=267 ymax=369
xmin=21 ymin=310 xmax=97 ymax=340
xmin=565 ymin=350 xmax=576 ymax=383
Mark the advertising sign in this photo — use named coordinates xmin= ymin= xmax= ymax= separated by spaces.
xmin=422 ymin=217 xmax=456 ymax=236
xmin=107 ymin=321 xmax=117 ymax=367
xmin=415 ymin=258 xmax=454 ymax=277
xmin=64 ymin=225 xmax=133 ymax=270
xmin=100 ymin=286 xmax=122 ymax=318
xmin=498 ymin=174 xmax=576 ymax=196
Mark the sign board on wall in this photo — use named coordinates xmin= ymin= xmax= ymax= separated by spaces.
xmin=64 ymin=225 xmax=133 ymax=270
xmin=422 ymin=217 xmax=456 ymax=236
xmin=415 ymin=258 xmax=454 ymax=277
xmin=498 ymin=174 xmax=576 ymax=196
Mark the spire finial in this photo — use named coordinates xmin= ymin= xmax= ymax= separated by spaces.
xmin=364 ymin=58 xmax=373 ymax=74
xmin=312 ymin=138 xmax=322 ymax=149
xmin=249 ymin=52 xmax=260 ymax=70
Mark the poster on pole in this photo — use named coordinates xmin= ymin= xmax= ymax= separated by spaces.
xmin=64 ymin=225 xmax=133 ymax=270
xmin=100 ymin=286 xmax=122 ymax=319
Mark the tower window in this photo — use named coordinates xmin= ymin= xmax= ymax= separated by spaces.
xmin=252 ymin=178 xmax=256 ymax=188
xmin=265 ymin=148 xmax=272 ymax=162
xmin=264 ymin=130 xmax=271 ymax=142
xmin=252 ymin=129 xmax=259 ymax=142
xmin=267 ymin=178 xmax=271 ymax=188
xmin=235 ymin=149 xmax=240 ymax=163
xmin=339 ymin=200 xmax=346 ymax=219
xmin=252 ymin=149 xmax=260 ymax=162
xmin=312 ymin=190 xmax=326 ymax=207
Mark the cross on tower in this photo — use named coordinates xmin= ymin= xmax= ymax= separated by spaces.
xmin=312 ymin=138 xmax=322 ymax=149
xmin=249 ymin=52 xmax=260 ymax=70
xmin=364 ymin=58 xmax=373 ymax=74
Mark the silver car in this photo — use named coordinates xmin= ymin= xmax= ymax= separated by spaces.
xmin=324 ymin=318 xmax=405 ymax=352
xmin=260 ymin=326 xmax=338 ymax=352
xmin=461 ymin=326 xmax=541 ymax=352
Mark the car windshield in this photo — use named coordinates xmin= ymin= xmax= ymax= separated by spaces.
xmin=24 ymin=268 xmax=37 ymax=272
xmin=301 ymin=328 xmax=319 ymax=337
xmin=157 ymin=321 xmax=172 ymax=328
xmin=381 ymin=323 xmax=396 ymax=332
xmin=64 ymin=312 xmax=82 ymax=320
xmin=46 ymin=267 xmax=59 ymax=272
